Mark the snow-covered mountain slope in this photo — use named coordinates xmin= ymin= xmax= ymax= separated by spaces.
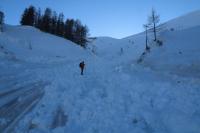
xmin=0 ymin=10 xmax=200 ymax=133
xmin=141 ymin=25 xmax=200 ymax=77
xmin=163 ymin=10 xmax=200 ymax=31
xmin=0 ymin=25 xmax=89 ymax=63
xmin=88 ymin=37 xmax=120 ymax=58
xmin=90 ymin=10 xmax=200 ymax=77
xmin=88 ymin=34 xmax=145 ymax=64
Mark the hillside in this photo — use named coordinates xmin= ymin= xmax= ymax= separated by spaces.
xmin=91 ymin=10 xmax=200 ymax=78
xmin=0 ymin=10 xmax=200 ymax=133
xmin=0 ymin=25 xmax=89 ymax=63
xmin=141 ymin=25 xmax=200 ymax=78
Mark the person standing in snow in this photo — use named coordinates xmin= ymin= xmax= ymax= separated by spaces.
xmin=79 ymin=61 xmax=85 ymax=75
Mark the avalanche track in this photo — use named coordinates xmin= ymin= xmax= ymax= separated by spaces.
xmin=9 ymin=57 xmax=200 ymax=133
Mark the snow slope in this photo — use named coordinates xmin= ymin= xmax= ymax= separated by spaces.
xmin=90 ymin=10 xmax=200 ymax=78
xmin=0 ymin=25 xmax=89 ymax=63
xmin=0 ymin=10 xmax=199 ymax=133
xmin=141 ymin=25 xmax=200 ymax=78
xmin=163 ymin=10 xmax=200 ymax=31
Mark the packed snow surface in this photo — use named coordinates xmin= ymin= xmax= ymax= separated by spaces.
xmin=0 ymin=10 xmax=200 ymax=133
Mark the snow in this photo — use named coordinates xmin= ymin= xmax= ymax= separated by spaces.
xmin=0 ymin=10 xmax=200 ymax=133
xmin=163 ymin=10 xmax=200 ymax=31
xmin=141 ymin=25 xmax=200 ymax=78
xmin=0 ymin=25 xmax=89 ymax=63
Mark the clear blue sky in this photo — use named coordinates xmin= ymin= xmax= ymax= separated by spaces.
xmin=1 ymin=0 xmax=200 ymax=38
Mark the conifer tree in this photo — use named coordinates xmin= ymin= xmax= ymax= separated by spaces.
xmin=51 ymin=11 xmax=57 ymax=34
xmin=56 ymin=13 xmax=64 ymax=36
xmin=41 ymin=8 xmax=52 ymax=32
xmin=35 ymin=8 xmax=42 ymax=29
xmin=0 ymin=11 xmax=4 ymax=32
xmin=64 ymin=19 xmax=75 ymax=41
xmin=20 ymin=6 xmax=36 ymax=26
xmin=74 ymin=20 xmax=88 ymax=47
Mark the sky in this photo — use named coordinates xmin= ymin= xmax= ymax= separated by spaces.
xmin=1 ymin=0 xmax=200 ymax=39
